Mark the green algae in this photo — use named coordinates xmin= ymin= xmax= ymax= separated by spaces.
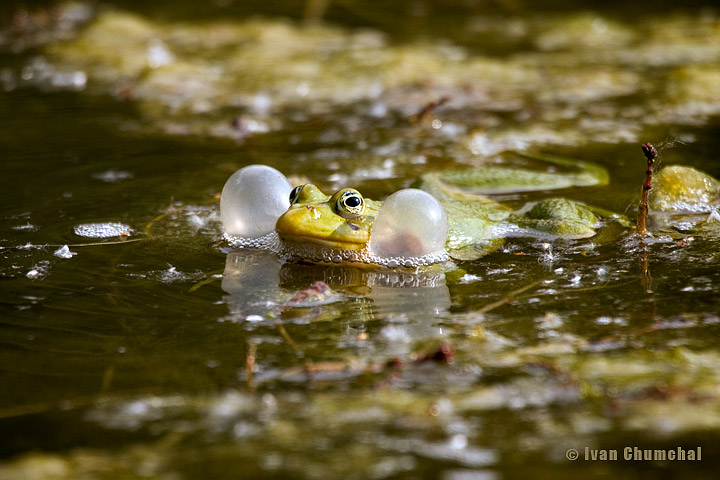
xmin=37 ymin=7 xmax=720 ymax=149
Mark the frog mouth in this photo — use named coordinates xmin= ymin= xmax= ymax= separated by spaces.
xmin=275 ymin=206 xmax=370 ymax=252
xmin=277 ymin=232 xmax=366 ymax=252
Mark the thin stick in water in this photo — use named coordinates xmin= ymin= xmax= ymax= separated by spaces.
xmin=637 ymin=142 xmax=658 ymax=236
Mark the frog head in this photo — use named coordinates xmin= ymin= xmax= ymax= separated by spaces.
xmin=275 ymin=184 xmax=379 ymax=251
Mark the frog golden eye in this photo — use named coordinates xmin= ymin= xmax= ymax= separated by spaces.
xmin=334 ymin=189 xmax=365 ymax=219
xmin=289 ymin=185 xmax=304 ymax=204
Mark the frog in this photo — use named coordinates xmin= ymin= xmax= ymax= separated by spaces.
xmin=220 ymin=153 xmax=629 ymax=268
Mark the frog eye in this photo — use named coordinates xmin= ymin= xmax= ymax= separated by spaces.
xmin=289 ymin=185 xmax=304 ymax=204
xmin=334 ymin=189 xmax=365 ymax=219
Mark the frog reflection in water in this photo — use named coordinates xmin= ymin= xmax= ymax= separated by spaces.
xmin=220 ymin=154 xmax=628 ymax=267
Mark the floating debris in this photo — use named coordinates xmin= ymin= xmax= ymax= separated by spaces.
xmin=25 ymin=261 xmax=50 ymax=279
xmin=92 ymin=170 xmax=133 ymax=183
xmin=283 ymin=281 xmax=341 ymax=308
xmin=11 ymin=223 xmax=37 ymax=232
xmin=25 ymin=269 xmax=40 ymax=279
xmin=458 ymin=274 xmax=482 ymax=284
xmin=154 ymin=265 xmax=203 ymax=283
xmin=53 ymin=245 xmax=76 ymax=259
xmin=73 ymin=222 xmax=133 ymax=238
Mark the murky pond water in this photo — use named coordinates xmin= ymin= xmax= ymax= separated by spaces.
xmin=2 ymin=1 xmax=720 ymax=479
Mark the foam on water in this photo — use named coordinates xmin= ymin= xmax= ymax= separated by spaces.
xmin=224 ymin=231 xmax=450 ymax=267
xmin=74 ymin=222 xmax=133 ymax=238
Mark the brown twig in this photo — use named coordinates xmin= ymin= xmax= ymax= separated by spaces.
xmin=476 ymin=280 xmax=540 ymax=314
xmin=245 ymin=340 xmax=257 ymax=391
xmin=413 ymin=96 xmax=449 ymax=124
xmin=637 ymin=143 xmax=658 ymax=236
xmin=144 ymin=196 xmax=175 ymax=238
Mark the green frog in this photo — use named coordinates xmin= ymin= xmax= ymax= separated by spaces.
xmin=220 ymin=154 xmax=629 ymax=267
